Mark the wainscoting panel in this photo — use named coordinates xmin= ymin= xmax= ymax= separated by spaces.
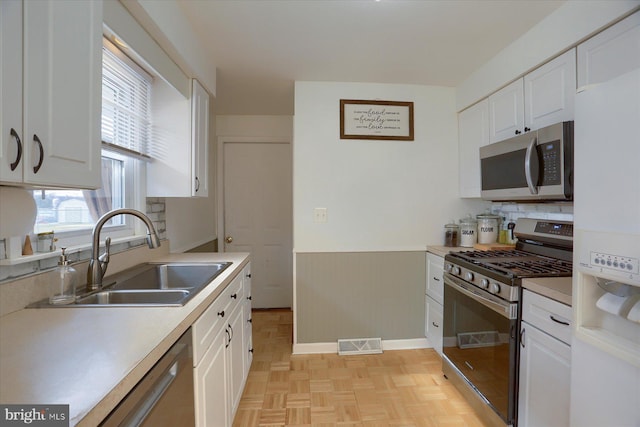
xmin=295 ymin=251 xmax=426 ymax=344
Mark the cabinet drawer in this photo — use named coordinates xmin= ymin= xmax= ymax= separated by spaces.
xmin=522 ymin=289 xmax=572 ymax=345
xmin=426 ymin=253 xmax=444 ymax=304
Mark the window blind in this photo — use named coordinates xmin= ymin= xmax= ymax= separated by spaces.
xmin=101 ymin=38 xmax=152 ymax=158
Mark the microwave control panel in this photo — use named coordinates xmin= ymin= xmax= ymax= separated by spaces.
xmin=539 ymin=140 xmax=561 ymax=185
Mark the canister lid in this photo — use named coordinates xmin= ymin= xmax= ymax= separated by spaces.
xmin=476 ymin=213 xmax=500 ymax=220
xmin=459 ymin=214 xmax=477 ymax=225
xmin=444 ymin=222 xmax=459 ymax=229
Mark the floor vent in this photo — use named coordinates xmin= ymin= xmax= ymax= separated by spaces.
xmin=337 ymin=338 xmax=383 ymax=355
xmin=457 ymin=331 xmax=501 ymax=349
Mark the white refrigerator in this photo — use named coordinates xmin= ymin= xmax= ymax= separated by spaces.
xmin=571 ymin=69 xmax=640 ymax=427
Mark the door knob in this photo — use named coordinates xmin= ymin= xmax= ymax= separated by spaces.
xmin=225 ymin=236 xmax=233 ymax=244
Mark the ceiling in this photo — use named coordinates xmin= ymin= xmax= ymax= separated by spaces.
xmin=178 ymin=0 xmax=565 ymax=115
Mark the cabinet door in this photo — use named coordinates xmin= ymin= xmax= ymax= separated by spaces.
xmin=0 ymin=0 xmax=24 ymax=183
xmin=524 ymin=49 xmax=576 ymax=130
xmin=227 ymin=304 xmax=245 ymax=418
xmin=195 ymin=327 xmax=229 ymax=427
xmin=489 ymin=79 xmax=524 ymax=143
xmin=22 ymin=0 xmax=101 ymax=188
xmin=426 ymin=253 xmax=444 ymax=304
xmin=518 ymin=322 xmax=571 ymax=427
xmin=578 ymin=11 xmax=640 ymax=89
xmin=425 ymin=295 xmax=443 ymax=356
xmin=191 ymin=79 xmax=209 ymax=197
xmin=458 ymin=99 xmax=489 ymax=198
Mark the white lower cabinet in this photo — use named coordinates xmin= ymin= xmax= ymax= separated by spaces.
xmin=425 ymin=252 xmax=445 ymax=356
xmin=193 ymin=263 xmax=252 ymax=427
xmin=425 ymin=295 xmax=443 ymax=356
xmin=518 ymin=289 xmax=572 ymax=427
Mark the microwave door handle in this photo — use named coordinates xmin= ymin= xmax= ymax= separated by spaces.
xmin=524 ymin=137 xmax=540 ymax=195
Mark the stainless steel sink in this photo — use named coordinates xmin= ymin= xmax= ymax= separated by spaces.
xmin=74 ymin=289 xmax=191 ymax=306
xmin=29 ymin=261 xmax=232 ymax=308
xmin=109 ymin=262 xmax=232 ymax=291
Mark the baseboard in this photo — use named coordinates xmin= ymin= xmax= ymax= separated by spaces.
xmin=293 ymin=337 xmax=431 ymax=355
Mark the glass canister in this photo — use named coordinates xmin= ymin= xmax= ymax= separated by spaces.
xmin=444 ymin=222 xmax=460 ymax=247
xmin=476 ymin=213 xmax=500 ymax=244
xmin=459 ymin=215 xmax=477 ymax=247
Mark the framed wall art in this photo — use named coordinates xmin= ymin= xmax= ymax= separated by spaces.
xmin=340 ymin=99 xmax=414 ymax=141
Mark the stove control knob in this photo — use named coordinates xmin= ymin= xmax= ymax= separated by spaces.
xmin=480 ymin=278 xmax=490 ymax=289
xmin=445 ymin=264 xmax=453 ymax=272
xmin=465 ymin=272 xmax=474 ymax=281
xmin=490 ymin=283 xmax=501 ymax=294
xmin=453 ymin=267 xmax=461 ymax=275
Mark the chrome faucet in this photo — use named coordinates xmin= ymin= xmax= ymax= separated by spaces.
xmin=87 ymin=208 xmax=161 ymax=291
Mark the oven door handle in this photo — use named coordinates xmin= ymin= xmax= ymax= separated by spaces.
xmin=444 ymin=274 xmax=516 ymax=320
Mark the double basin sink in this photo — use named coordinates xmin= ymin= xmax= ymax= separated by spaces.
xmin=33 ymin=262 xmax=232 ymax=307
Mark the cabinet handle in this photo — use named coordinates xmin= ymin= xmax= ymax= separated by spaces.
xmin=433 ymin=277 xmax=440 ymax=282
xmin=9 ymin=128 xmax=22 ymax=171
xmin=217 ymin=310 xmax=225 ymax=318
xmin=432 ymin=321 xmax=439 ymax=328
xmin=225 ymin=328 xmax=231 ymax=348
xmin=524 ymin=127 xmax=531 ymax=132
xmin=194 ymin=176 xmax=200 ymax=192
xmin=231 ymin=293 xmax=237 ymax=299
xmin=33 ymin=134 xmax=44 ymax=174
xmin=515 ymin=129 xmax=522 ymax=135
xmin=549 ymin=315 xmax=570 ymax=326
xmin=228 ymin=323 xmax=234 ymax=341
xmin=520 ymin=327 xmax=526 ymax=348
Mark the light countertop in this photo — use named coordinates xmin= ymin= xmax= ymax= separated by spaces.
xmin=0 ymin=252 xmax=250 ymax=426
xmin=522 ymin=276 xmax=573 ymax=306
xmin=426 ymin=245 xmax=473 ymax=258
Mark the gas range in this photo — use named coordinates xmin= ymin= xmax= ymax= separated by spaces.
xmin=444 ymin=218 xmax=574 ymax=302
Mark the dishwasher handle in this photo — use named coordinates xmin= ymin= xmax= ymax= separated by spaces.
xmin=122 ymin=360 xmax=179 ymax=427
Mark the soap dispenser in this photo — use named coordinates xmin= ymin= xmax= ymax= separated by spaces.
xmin=49 ymin=248 xmax=77 ymax=305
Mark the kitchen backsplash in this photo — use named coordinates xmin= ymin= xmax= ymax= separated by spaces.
xmin=0 ymin=198 xmax=167 ymax=284
xmin=490 ymin=202 xmax=574 ymax=223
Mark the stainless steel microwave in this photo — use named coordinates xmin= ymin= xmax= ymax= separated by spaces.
xmin=480 ymin=121 xmax=573 ymax=202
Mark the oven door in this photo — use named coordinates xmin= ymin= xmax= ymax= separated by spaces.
xmin=442 ymin=273 xmax=519 ymax=426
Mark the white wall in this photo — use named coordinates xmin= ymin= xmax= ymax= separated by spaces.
xmin=456 ymin=1 xmax=639 ymax=111
xmin=294 ymin=81 xmax=487 ymax=252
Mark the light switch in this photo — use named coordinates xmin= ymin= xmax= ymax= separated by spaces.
xmin=313 ymin=208 xmax=328 ymax=223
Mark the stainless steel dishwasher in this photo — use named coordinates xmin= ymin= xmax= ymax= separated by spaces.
xmin=101 ymin=328 xmax=195 ymax=427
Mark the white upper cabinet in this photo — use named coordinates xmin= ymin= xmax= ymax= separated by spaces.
xmin=488 ymin=79 xmax=524 ymax=143
xmin=191 ymin=79 xmax=209 ymax=197
xmin=147 ymin=78 xmax=209 ymax=198
xmin=524 ymin=49 xmax=576 ymax=131
xmin=578 ymin=11 xmax=640 ymax=89
xmin=488 ymin=49 xmax=576 ymax=143
xmin=1 ymin=0 xmax=102 ymax=189
xmin=458 ymin=99 xmax=489 ymax=198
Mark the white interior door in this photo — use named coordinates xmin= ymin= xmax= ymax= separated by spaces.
xmin=223 ymin=142 xmax=292 ymax=308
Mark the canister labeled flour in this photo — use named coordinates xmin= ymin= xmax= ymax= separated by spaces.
xmin=459 ymin=215 xmax=477 ymax=247
xmin=476 ymin=213 xmax=499 ymax=244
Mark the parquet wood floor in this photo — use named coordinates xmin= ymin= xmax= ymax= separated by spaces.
xmin=232 ymin=309 xmax=487 ymax=427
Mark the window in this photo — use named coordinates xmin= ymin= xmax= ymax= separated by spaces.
xmin=32 ymin=37 xmax=152 ymax=245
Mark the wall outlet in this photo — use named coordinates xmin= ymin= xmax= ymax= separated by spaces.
xmin=313 ymin=208 xmax=328 ymax=223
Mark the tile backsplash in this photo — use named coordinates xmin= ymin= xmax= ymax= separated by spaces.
xmin=490 ymin=202 xmax=574 ymax=223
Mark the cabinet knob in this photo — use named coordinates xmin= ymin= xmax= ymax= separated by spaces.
xmin=231 ymin=293 xmax=237 ymax=299
xmin=515 ymin=130 xmax=522 ymax=135
xmin=225 ymin=236 xmax=233 ymax=244
xmin=246 ymin=273 xmax=252 ymax=278
xmin=246 ymin=296 xmax=252 ymax=301
xmin=218 ymin=310 xmax=225 ymax=317
xmin=524 ymin=127 xmax=531 ymax=132
xmin=9 ymin=128 xmax=22 ymax=171
xmin=249 ymin=348 xmax=254 ymax=353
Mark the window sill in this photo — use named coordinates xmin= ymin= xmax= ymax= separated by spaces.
xmin=0 ymin=235 xmax=148 ymax=266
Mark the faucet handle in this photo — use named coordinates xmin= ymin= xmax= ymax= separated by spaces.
xmin=99 ymin=237 xmax=111 ymax=266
